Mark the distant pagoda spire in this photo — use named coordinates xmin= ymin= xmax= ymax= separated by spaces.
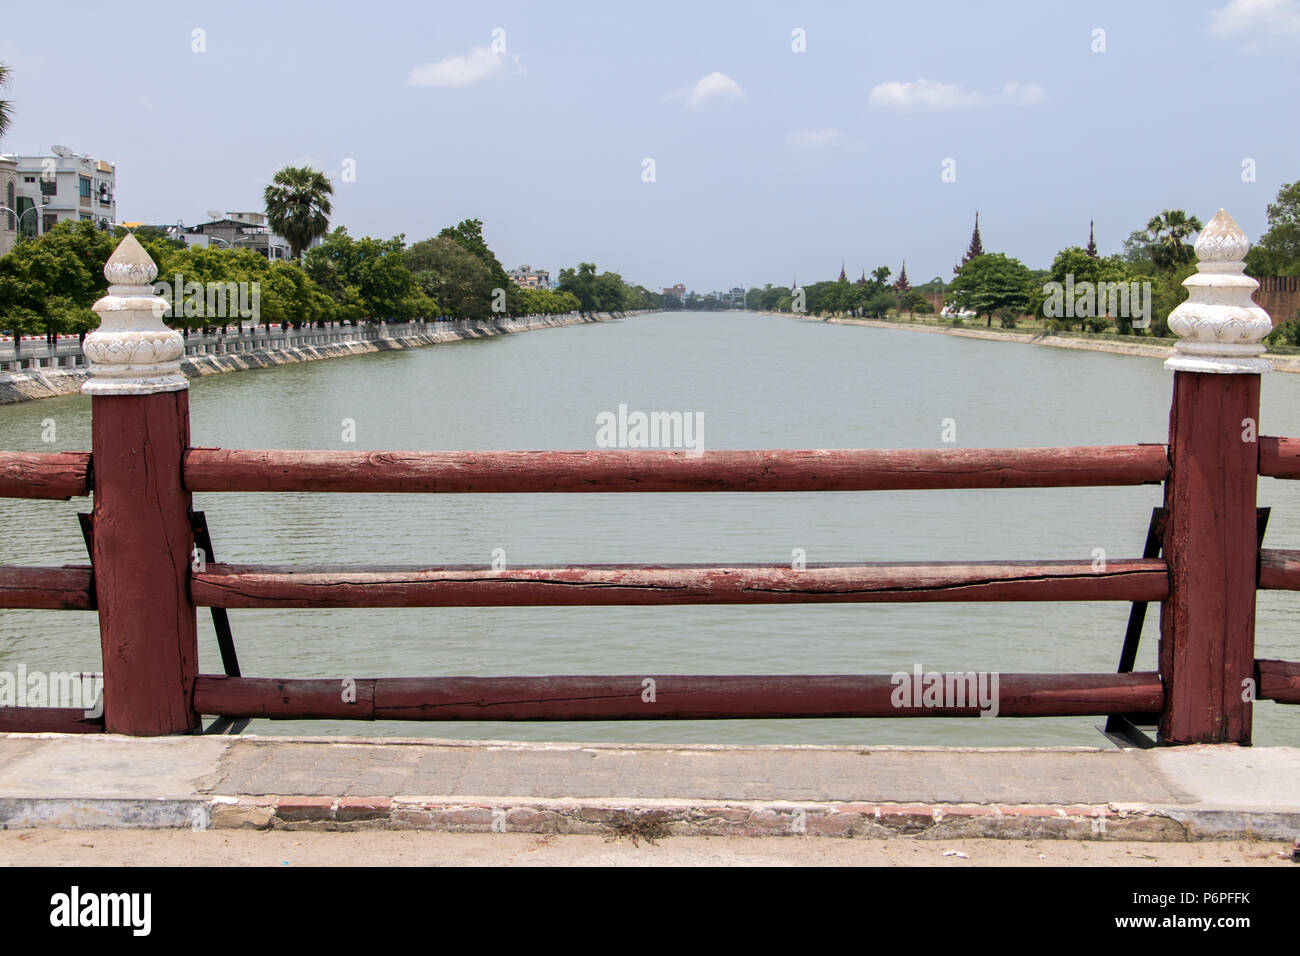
xmin=1085 ymin=220 xmax=1098 ymax=258
xmin=955 ymin=212 xmax=984 ymax=273
xmin=856 ymin=268 xmax=867 ymax=287
xmin=894 ymin=260 xmax=911 ymax=292
xmin=965 ymin=212 xmax=984 ymax=260
xmin=838 ymin=259 xmax=847 ymax=282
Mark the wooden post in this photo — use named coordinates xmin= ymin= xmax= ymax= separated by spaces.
xmin=1159 ymin=210 xmax=1273 ymax=745
xmin=84 ymin=233 xmax=198 ymax=735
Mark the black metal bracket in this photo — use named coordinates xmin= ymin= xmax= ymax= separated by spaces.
xmin=76 ymin=512 xmax=97 ymax=611
xmin=190 ymin=510 xmax=251 ymax=736
xmin=1099 ymin=505 xmax=1271 ymax=750
xmin=1099 ymin=507 xmax=1166 ymax=749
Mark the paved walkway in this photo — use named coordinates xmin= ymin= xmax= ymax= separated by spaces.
xmin=1 ymin=830 xmax=1291 ymax=867
xmin=0 ymin=735 xmax=1297 ymax=841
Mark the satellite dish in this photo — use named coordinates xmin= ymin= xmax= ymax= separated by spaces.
xmin=206 ymin=209 xmax=224 ymax=220
xmin=51 ymin=145 xmax=73 ymax=157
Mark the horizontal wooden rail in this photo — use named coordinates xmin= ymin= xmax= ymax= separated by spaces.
xmin=1259 ymin=436 xmax=1300 ymax=479
xmin=184 ymin=444 xmax=1169 ymax=494
xmin=0 ymin=451 xmax=91 ymax=499
xmin=1256 ymin=659 xmax=1300 ymax=704
xmin=0 ymin=707 xmax=104 ymax=733
xmin=0 ymin=565 xmax=94 ymax=610
xmin=192 ymin=559 xmax=1169 ymax=608
xmin=1259 ymin=549 xmax=1300 ymax=590
xmin=194 ymin=673 xmax=1165 ymax=720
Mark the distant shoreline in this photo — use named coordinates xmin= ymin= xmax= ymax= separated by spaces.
xmin=801 ymin=313 xmax=1300 ymax=374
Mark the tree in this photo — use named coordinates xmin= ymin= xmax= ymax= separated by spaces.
xmin=898 ymin=289 xmax=929 ymax=319
xmin=557 ymin=262 xmax=598 ymax=314
xmin=1029 ymin=247 xmax=1141 ymax=333
xmin=406 ymin=236 xmax=494 ymax=318
xmin=0 ymin=62 xmax=11 ymax=143
xmin=438 ymin=219 xmax=508 ymax=283
xmin=861 ymin=289 xmax=896 ymax=318
xmin=948 ymin=253 xmax=1032 ymax=327
xmin=264 ymin=166 xmax=334 ymax=261
xmin=1144 ymin=209 xmax=1202 ymax=271
xmin=304 ymin=228 xmax=434 ymax=324
xmin=1246 ymin=181 xmax=1300 ymax=277
xmin=0 ymin=220 xmax=117 ymax=343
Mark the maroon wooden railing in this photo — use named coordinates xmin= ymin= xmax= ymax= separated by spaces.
xmin=1 ymin=372 xmax=1298 ymax=743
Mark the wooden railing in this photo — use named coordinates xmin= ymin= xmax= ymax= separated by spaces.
xmin=2 ymin=217 xmax=1298 ymax=743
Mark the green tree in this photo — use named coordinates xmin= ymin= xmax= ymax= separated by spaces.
xmin=948 ymin=253 xmax=1033 ymax=327
xmin=1144 ymin=209 xmax=1203 ymax=271
xmin=1246 ymin=181 xmax=1300 ymax=277
xmin=438 ymin=219 xmax=508 ymax=284
xmin=898 ymin=289 xmax=930 ymax=319
xmin=304 ymin=228 xmax=433 ymax=324
xmin=264 ymin=166 xmax=334 ymax=261
xmin=0 ymin=62 xmax=12 ymax=142
xmin=862 ymin=289 xmax=896 ymax=318
xmin=406 ymin=236 xmax=495 ymax=318
xmin=1030 ymin=247 xmax=1142 ymax=333
xmin=557 ymin=262 xmax=599 ymax=314
xmin=0 ymin=220 xmax=117 ymax=343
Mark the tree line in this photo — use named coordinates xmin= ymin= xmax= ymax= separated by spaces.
xmin=743 ymin=182 xmax=1300 ymax=345
xmin=0 ymin=207 xmax=667 ymax=344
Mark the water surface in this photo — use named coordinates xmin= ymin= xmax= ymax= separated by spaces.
xmin=2 ymin=311 xmax=1297 ymax=746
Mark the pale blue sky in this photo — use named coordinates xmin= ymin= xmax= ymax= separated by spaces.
xmin=2 ymin=0 xmax=1297 ymax=290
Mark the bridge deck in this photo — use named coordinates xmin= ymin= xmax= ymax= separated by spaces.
xmin=1 ymin=735 xmax=1295 ymax=841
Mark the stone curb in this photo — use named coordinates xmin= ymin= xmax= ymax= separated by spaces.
xmin=4 ymin=795 xmax=1293 ymax=841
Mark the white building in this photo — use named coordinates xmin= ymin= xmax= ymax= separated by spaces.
xmin=0 ymin=157 xmax=17 ymax=256
xmin=6 ymin=148 xmax=117 ymax=238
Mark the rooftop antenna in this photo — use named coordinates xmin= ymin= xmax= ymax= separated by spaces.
xmin=50 ymin=145 xmax=74 ymax=157
xmin=206 ymin=209 xmax=225 ymax=220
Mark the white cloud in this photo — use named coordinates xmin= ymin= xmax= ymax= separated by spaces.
xmin=1209 ymin=0 xmax=1300 ymax=47
xmin=407 ymin=46 xmax=524 ymax=88
xmin=662 ymin=72 xmax=745 ymax=110
xmin=784 ymin=128 xmax=865 ymax=153
xmin=999 ymin=82 xmax=1046 ymax=106
xmin=867 ymin=78 xmax=1045 ymax=111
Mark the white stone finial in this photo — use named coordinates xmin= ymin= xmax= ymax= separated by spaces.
xmin=82 ymin=232 xmax=187 ymax=395
xmin=1164 ymin=209 xmax=1272 ymax=375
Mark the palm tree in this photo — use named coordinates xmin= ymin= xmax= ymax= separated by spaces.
xmin=263 ymin=166 xmax=333 ymax=261
xmin=0 ymin=62 xmax=12 ymax=142
xmin=1145 ymin=209 xmax=1203 ymax=270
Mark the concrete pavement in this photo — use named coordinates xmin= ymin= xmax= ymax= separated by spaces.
xmin=0 ymin=735 xmax=1297 ymax=841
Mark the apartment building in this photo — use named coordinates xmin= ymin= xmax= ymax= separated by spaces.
xmin=6 ymin=148 xmax=116 ymax=238
xmin=185 ymin=212 xmax=294 ymax=260
xmin=507 ymin=265 xmax=550 ymax=289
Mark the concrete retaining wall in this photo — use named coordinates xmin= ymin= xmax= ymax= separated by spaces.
xmin=0 ymin=312 xmax=635 ymax=405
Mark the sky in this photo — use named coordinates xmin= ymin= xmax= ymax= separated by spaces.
xmin=1 ymin=0 xmax=1298 ymax=292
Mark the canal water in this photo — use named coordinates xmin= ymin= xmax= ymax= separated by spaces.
xmin=2 ymin=311 xmax=1298 ymax=746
